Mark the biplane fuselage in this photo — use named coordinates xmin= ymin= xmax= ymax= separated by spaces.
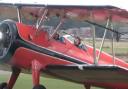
xmin=0 ymin=21 xmax=128 ymax=89
xmin=2 ymin=22 xmax=127 ymax=69
xmin=0 ymin=1 xmax=128 ymax=89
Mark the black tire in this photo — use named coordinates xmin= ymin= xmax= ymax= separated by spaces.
xmin=0 ymin=82 xmax=7 ymax=89
xmin=33 ymin=85 xmax=46 ymax=89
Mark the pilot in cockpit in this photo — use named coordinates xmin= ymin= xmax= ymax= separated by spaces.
xmin=74 ymin=36 xmax=87 ymax=51
xmin=53 ymin=32 xmax=65 ymax=43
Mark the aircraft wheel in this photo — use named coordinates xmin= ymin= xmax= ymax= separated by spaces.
xmin=0 ymin=82 xmax=8 ymax=89
xmin=33 ymin=85 xmax=46 ymax=89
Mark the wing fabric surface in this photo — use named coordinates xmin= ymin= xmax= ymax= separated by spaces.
xmin=0 ymin=0 xmax=128 ymax=11
xmin=45 ymin=65 xmax=128 ymax=83
xmin=0 ymin=6 xmax=127 ymax=23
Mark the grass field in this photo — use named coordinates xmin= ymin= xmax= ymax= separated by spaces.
xmin=0 ymin=73 xmax=101 ymax=89
xmin=85 ymin=39 xmax=128 ymax=60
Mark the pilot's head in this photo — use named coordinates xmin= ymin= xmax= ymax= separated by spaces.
xmin=74 ymin=37 xmax=81 ymax=46
xmin=53 ymin=33 xmax=59 ymax=40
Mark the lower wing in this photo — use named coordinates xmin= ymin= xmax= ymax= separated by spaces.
xmin=44 ymin=64 xmax=128 ymax=88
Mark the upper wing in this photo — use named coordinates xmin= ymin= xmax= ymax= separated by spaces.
xmin=0 ymin=0 xmax=127 ymax=22
xmin=44 ymin=64 xmax=128 ymax=88
xmin=0 ymin=6 xmax=127 ymax=23
xmin=0 ymin=1 xmax=127 ymax=34
xmin=0 ymin=0 xmax=127 ymax=11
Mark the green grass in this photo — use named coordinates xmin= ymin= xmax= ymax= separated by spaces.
xmin=0 ymin=73 xmax=101 ymax=89
xmin=85 ymin=39 xmax=128 ymax=55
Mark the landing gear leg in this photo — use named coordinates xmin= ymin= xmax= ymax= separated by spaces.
xmin=32 ymin=60 xmax=46 ymax=89
xmin=7 ymin=67 xmax=21 ymax=89
xmin=0 ymin=67 xmax=21 ymax=89
xmin=84 ymin=85 xmax=91 ymax=89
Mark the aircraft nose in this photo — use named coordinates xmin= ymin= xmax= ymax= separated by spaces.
xmin=0 ymin=24 xmax=12 ymax=58
xmin=0 ymin=31 xmax=3 ymax=41
xmin=0 ymin=20 xmax=17 ymax=60
xmin=0 ymin=31 xmax=4 ymax=50
xmin=0 ymin=26 xmax=11 ymax=48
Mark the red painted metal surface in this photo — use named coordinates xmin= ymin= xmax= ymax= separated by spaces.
xmin=15 ymin=23 xmax=128 ymax=67
xmin=7 ymin=23 xmax=128 ymax=89
xmin=32 ymin=60 xmax=44 ymax=86
xmin=87 ymin=46 xmax=128 ymax=68
xmin=11 ymin=47 xmax=72 ymax=69
xmin=15 ymin=23 xmax=94 ymax=64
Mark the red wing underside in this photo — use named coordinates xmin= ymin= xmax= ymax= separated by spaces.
xmin=45 ymin=65 xmax=128 ymax=84
xmin=0 ymin=6 xmax=128 ymax=23
xmin=16 ymin=7 xmax=128 ymax=23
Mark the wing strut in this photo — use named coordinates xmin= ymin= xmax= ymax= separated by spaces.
xmin=35 ymin=8 xmax=48 ymax=36
xmin=89 ymin=11 xmax=97 ymax=65
xmin=36 ymin=8 xmax=48 ymax=29
xmin=110 ymin=20 xmax=115 ymax=65
xmin=84 ymin=20 xmax=124 ymax=35
xmin=97 ymin=16 xmax=112 ymax=62
xmin=49 ymin=18 xmax=65 ymax=40
xmin=16 ymin=6 xmax=22 ymax=23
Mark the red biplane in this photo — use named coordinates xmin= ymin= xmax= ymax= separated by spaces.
xmin=0 ymin=0 xmax=128 ymax=89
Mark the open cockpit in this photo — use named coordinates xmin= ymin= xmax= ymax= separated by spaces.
xmin=0 ymin=5 xmax=127 ymax=65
